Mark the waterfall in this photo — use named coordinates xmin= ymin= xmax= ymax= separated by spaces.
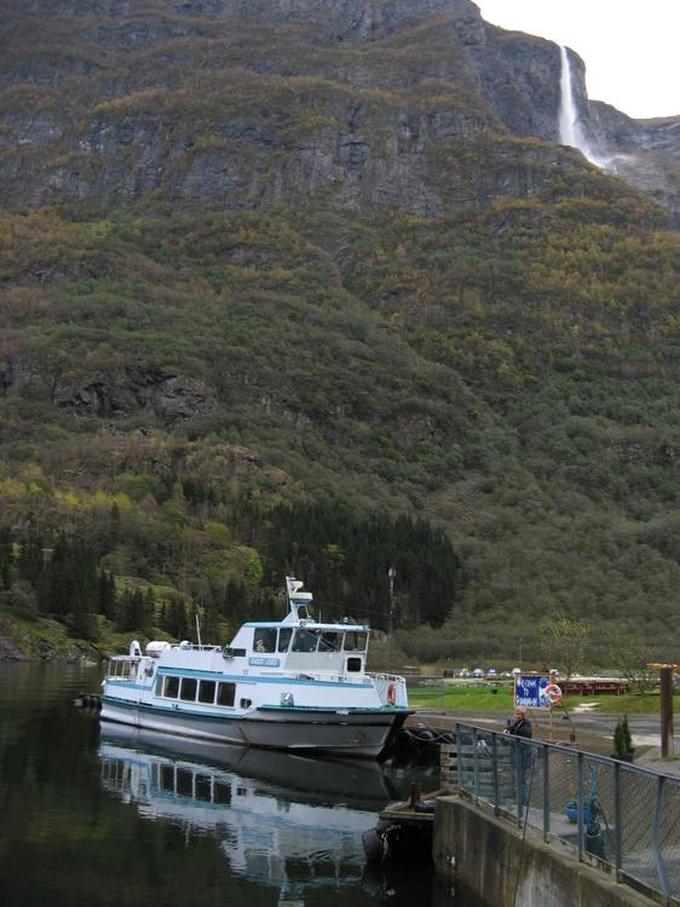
xmin=558 ymin=46 xmax=603 ymax=167
xmin=558 ymin=46 xmax=580 ymax=148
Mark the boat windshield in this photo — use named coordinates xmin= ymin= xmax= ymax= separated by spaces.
xmin=343 ymin=631 xmax=367 ymax=652
xmin=278 ymin=628 xmax=292 ymax=652
xmin=319 ymin=631 xmax=342 ymax=652
xmin=253 ymin=628 xmax=277 ymax=653
xmin=292 ymin=628 xmax=321 ymax=653
xmin=291 ymin=628 xmax=366 ymax=654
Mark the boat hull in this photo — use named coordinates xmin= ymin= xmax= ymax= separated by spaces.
xmin=100 ymin=697 xmax=409 ymax=758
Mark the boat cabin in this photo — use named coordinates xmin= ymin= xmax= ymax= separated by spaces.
xmin=229 ymin=622 xmax=369 ymax=674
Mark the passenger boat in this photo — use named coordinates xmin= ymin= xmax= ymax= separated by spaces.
xmin=101 ymin=577 xmax=411 ymax=758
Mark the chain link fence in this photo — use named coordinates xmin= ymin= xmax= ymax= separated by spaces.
xmin=451 ymin=721 xmax=680 ymax=904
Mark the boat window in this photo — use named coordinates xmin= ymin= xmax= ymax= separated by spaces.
xmin=346 ymin=656 xmax=362 ymax=673
xmin=240 ymin=698 xmax=252 ymax=709
xmin=292 ymin=628 xmax=320 ymax=653
xmin=253 ymin=628 xmax=277 ymax=653
xmin=217 ymin=682 xmax=235 ymax=707
xmin=163 ymin=675 xmax=180 ymax=698
xmin=195 ymin=775 xmax=211 ymax=802
xmin=319 ymin=631 xmax=342 ymax=652
xmin=198 ymin=680 xmax=216 ymax=704
xmin=278 ymin=628 xmax=292 ymax=652
xmin=343 ymin=631 xmax=367 ymax=652
xmin=180 ymin=677 xmax=197 ymax=701
xmin=176 ymin=768 xmax=193 ymax=797
xmin=214 ymin=782 xmax=231 ymax=805
xmin=160 ymin=765 xmax=175 ymax=793
xmin=155 ymin=675 xmax=164 ymax=696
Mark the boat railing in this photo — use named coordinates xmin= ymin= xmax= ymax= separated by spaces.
xmin=105 ymin=657 xmax=140 ymax=680
xmin=367 ymin=672 xmax=405 ymax=683
xmin=368 ymin=672 xmax=408 ymax=707
xmin=290 ymin=671 xmax=358 ymax=683
xmin=176 ymin=643 xmax=223 ymax=653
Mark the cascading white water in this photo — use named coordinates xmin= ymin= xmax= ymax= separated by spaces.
xmin=558 ymin=45 xmax=603 ymax=167
xmin=558 ymin=46 xmax=580 ymax=148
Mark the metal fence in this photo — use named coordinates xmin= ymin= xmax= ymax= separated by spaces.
xmin=451 ymin=721 xmax=680 ymax=906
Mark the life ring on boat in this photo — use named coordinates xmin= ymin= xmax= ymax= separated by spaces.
xmin=387 ymin=682 xmax=397 ymax=706
xmin=544 ymin=682 xmax=562 ymax=706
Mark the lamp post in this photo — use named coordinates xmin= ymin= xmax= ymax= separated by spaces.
xmin=387 ymin=566 xmax=396 ymax=659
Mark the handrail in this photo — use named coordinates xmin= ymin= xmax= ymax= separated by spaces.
xmin=452 ymin=720 xmax=679 ymax=905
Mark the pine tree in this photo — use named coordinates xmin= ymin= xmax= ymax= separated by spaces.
xmin=98 ymin=569 xmax=117 ymax=621
xmin=17 ymin=528 xmax=44 ymax=587
xmin=166 ymin=596 xmax=188 ymax=640
xmin=69 ymin=540 xmax=98 ymax=640
xmin=0 ymin=526 xmax=14 ymax=590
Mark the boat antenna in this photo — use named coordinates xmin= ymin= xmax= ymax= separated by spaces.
xmin=195 ymin=612 xmax=202 ymax=647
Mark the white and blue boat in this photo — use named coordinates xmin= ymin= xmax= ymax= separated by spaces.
xmin=101 ymin=577 xmax=410 ymax=758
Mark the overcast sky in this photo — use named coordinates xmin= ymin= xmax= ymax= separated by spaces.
xmin=476 ymin=0 xmax=680 ymax=120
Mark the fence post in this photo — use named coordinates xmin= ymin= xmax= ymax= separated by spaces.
xmin=613 ymin=760 xmax=622 ymax=880
xmin=652 ymin=775 xmax=671 ymax=903
xmin=472 ymin=726 xmax=479 ymax=798
xmin=542 ymin=743 xmax=550 ymax=842
xmin=577 ymin=751 xmax=584 ymax=862
xmin=439 ymin=743 xmax=450 ymax=792
xmin=492 ymin=732 xmax=500 ymax=815
xmin=515 ymin=738 xmax=522 ymax=826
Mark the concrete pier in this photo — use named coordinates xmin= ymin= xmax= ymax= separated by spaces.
xmin=433 ymin=794 xmax=659 ymax=907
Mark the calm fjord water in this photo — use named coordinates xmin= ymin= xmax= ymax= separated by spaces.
xmin=0 ymin=663 xmax=465 ymax=907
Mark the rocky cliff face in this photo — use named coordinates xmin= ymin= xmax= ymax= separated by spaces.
xmin=583 ymin=103 xmax=680 ymax=225
xmin=0 ymin=0 xmax=676 ymax=221
xmin=0 ymin=0 xmax=605 ymax=218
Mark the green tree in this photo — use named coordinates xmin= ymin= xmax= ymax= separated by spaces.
xmin=538 ymin=612 xmax=591 ymax=680
xmin=0 ymin=527 xmax=14 ymax=590
xmin=17 ymin=528 xmax=44 ymax=587
xmin=98 ymin=569 xmax=117 ymax=621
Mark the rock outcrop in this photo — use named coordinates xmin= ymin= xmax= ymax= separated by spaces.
xmin=55 ymin=367 xmax=216 ymax=422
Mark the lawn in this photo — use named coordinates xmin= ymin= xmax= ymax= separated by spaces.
xmin=408 ymin=684 xmax=680 ymax=715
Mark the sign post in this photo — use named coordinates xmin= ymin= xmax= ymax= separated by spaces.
xmin=514 ymin=673 xmax=568 ymax=742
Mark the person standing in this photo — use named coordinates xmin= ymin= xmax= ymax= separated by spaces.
xmin=504 ymin=707 xmax=533 ymax=811
xmin=505 ymin=707 xmax=533 ymax=739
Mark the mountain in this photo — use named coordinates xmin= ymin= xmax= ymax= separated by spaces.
xmin=2 ymin=1 xmax=677 ymax=220
xmin=1 ymin=0 xmax=680 ymax=664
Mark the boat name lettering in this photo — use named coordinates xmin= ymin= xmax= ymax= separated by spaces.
xmin=248 ymin=657 xmax=280 ymax=667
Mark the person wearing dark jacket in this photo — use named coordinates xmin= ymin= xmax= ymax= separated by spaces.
xmin=504 ymin=708 xmax=533 ymax=811
xmin=505 ymin=708 xmax=533 ymax=739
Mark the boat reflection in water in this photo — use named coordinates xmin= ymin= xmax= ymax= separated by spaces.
xmin=99 ymin=722 xmax=395 ymax=901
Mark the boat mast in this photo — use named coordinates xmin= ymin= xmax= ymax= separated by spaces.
xmin=285 ymin=576 xmax=314 ymax=622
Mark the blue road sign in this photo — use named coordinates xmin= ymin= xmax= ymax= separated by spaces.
xmin=515 ymin=674 xmax=550 ymax=709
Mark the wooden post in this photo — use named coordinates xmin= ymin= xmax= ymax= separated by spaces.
xmin=660 ymin=664 xmax=674 ymax=759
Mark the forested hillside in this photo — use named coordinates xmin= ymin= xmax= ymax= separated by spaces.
xmin=1 ymin=0 xmax=680 ymax=665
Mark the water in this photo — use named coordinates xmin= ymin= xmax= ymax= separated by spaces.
xmin=0 ymin=663 xmax=462 ymax=907
xmin=558 ymin=47 xmax=580 ymax=148
xmin=558 ymin=46 xmax=605 ymax=168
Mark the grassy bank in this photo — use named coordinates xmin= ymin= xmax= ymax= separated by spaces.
xmin=409 ymin=684 xmax=680 ymax=715
xmin=0 ymin=608 xmax=167 ymax=661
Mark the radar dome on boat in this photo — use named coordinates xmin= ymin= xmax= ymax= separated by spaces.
xmin=145 ymin=641 xmax=172 ymax=658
